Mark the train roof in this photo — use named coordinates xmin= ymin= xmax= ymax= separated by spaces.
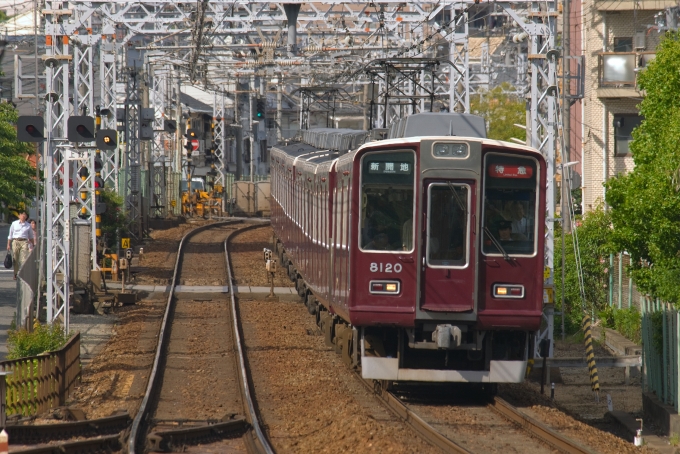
xmin=388 ymin=112 xmax=487 ymax=140
xmin=272 ymin=112 xmax=541 ymax=167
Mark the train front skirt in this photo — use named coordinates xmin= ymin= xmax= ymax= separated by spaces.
xmin=361 ymin=356 xmax=528 ymax=383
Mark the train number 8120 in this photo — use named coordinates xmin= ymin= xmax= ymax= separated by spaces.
xmin=369 ymin=262 xmax=403 ymax=273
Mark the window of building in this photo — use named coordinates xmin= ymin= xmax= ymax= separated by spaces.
xmin=614 ymin=114 xmax=643 ymax=156
xmin=613 ymin=37 xmax=633 ymax=52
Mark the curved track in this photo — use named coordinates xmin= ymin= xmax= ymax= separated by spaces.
xmin=271 ymin=224 xmax=599 ymax=453
xmin=380 ymin=384 xmax=597 ymax=453
xmin=128 ymin=220 xmax=273 ymax=453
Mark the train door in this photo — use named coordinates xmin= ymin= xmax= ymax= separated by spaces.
xmin=420 ymin=180 xmax=476 ymax=312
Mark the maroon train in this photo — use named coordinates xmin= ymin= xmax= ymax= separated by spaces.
xmin=270 ymin=112 xmax=546 ymax=383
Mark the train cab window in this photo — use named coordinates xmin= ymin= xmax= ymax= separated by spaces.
xmin=427 ymin=184 xmax=469 ymax=267
xmin=360 ymin=151 xmax=415 ymax=252
xmin=482 ymin=154 xmax=538 ymax=256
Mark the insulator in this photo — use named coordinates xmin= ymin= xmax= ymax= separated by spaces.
xmin=303 ymin=44 xmax=323 ymax=52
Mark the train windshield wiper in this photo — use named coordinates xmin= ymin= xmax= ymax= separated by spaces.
xmin=448 ymin=182 xmax=466 ymax=215
xmin=484 ymin=226 xmax=511 ymax=261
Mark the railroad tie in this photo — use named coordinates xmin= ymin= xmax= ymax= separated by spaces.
xmin=581 ymin=314 xmax=600 ymax=393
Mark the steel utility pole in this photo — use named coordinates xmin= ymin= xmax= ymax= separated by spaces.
xmin=562 ymin=0 xmax=571 ymax=233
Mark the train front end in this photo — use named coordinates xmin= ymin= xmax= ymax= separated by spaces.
xmin=352 ymin=137 xmax=546 ymax=383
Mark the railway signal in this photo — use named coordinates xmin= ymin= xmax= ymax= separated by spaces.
xmin=67 ymin=116 xmax=95 ymax=142
xmin=17 ymin=116 xmax=45 ymax=142
xmin=255 ymin=98 xmax=265 ymax=119
xmin=78 ymin=165 xmax=90 ymax=219
xmin=164 ymin=119 xmax=177 ymax=133
xmin=140 ymin=108 xmax=154 ymax=140
xmin=96 ymin=129 xmax=117 ymax=150
xmin=205 ymin=146 xmax=214 ymax=165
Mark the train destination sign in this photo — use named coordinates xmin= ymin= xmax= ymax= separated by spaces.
xmin=367 ymin=161 xmax=412 ymax=175
xmin=488 ymin=164 xmax=533 ymax=179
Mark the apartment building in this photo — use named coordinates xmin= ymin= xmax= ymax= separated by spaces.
xmin=582 ymin=0 xmax=675 ymax=211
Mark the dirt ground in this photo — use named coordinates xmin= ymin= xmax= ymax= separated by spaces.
xmin=500 ymin=336 xmax=653 ymax=453
xmin=35 ymin=219 xmax=655 ymax=453
xmin=238 ymin=298 xmax=439 ymax=454
xmin=65 ymin=297 xmax=167 ymax=420
xmin=229 ymin=226 xmax=294 ymax=287
xmin=133 ymin=219 xmax=216 ymax=285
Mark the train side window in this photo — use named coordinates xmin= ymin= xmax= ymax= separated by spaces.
xmin=359 ymin=151 xmax=415 ymax=252
xmin=334 ymin=186 xmax=340 ymax=247
xmin=482 ymin=154 xmax=538 ymax=256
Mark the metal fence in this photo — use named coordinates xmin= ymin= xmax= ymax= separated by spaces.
xmin=641 ymin=298 xmax=679 ymax=412
xmin=609 ymin=252 xmax=644 ymax=310
xmin=0 ymin=333 xmax=81 ymax=416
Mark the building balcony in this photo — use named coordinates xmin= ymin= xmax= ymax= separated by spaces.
xmin=597 ymin=52 xmax=656 ymax=98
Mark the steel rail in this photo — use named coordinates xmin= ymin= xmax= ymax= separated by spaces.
xmin=490 ymin=397 xmax=598 ymax=454
xmin=224 ymin=221 xmax=276 ymax=454
xmin=12 ymin=434 xmax=121 ymax=454
xmin=7 ymin=412 xmax=130 ymax=444
xmin=382 ymin=388 xmax=471 ymax=453
xmin=127 ymin=220 xmax=241 ymax=454
xmin=352 ymin=376 xmax=470 ymax=453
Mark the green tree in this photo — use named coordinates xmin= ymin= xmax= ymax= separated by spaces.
xmin=0 ymin=103 xmax=37 ymax=208
xmin=605 ymin=32 xmax=680 ymax=303
xmin=99 ymin=188 xmax=128 ymax=249
xmin=555 ymin=206 xmax=614 ymax=334
xmin=470 ymin=83 xmax=526 ymax=141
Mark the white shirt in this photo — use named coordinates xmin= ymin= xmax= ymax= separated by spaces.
xmin=8 ymin=220 xmax=34 ymax=241
xmin=511 ymin=218 xmax=529 ymax=236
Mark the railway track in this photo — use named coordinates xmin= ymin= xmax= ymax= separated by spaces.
xmin=375 ymin=383 xmax=598 ymax=453
xmin=10 ymin=221 xmax=601 ymax=453
xmin=8 ymin=221 xmax=273 ymax=454
xmin=261 ymin=221 xmax=600 ymax=453
xmin=128 ymin=220 xmax=273 ymax=453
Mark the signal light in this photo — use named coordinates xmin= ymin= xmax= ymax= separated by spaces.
xmin=94 ymin=176 xmax=106 ymax=216
xmin=255 ymin=99 xmax=265 ymax=119
xmin=17 ymin=116 xmax=45 ymax=142
xmin=78 ymin=166 xmax=89 ymax=179
xmin=96 ymin=129 xmax=117 ymax=150
xmin=185 ymin=128 xmax=197 ymax=139
xmin=94 ymin=156 xmax=103 ymax=172
xmin=67 ymin=116 xmax=95 ymax=142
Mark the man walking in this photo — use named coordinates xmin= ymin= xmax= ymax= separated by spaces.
xmin=6 ymin=211 xmax=35 ymax=280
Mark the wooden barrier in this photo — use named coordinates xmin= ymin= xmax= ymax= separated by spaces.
xmin=0 ymin=333 xmax=81 ymax=416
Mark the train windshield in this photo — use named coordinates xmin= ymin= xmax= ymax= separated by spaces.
xmin=360 ymin=151 xmax=415 ymax=252
xmin=482 ymin=154 xmax=538 ymax=256
xmin=427 ymin=184 xmax=469 ymax=267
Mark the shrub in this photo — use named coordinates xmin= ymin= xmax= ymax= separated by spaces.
xmin=555 ymin=206 xmax=614 ymax=336
xmin=598 ymin=306 xmax=641 ymax=345
xmin=7 ymin=322 xmax=70 ymax=359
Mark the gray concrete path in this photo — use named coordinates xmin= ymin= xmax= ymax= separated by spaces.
xmin=0 ymin=225 xmax=15 ymax=361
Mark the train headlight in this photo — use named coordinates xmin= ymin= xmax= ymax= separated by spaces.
xmin=370 ymin=280 xmax=401 ymax=295
xmin=493 ymin=284 xmax=524 ymax=298
xmin=433 ymin=142 xmax=469 ymax=159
